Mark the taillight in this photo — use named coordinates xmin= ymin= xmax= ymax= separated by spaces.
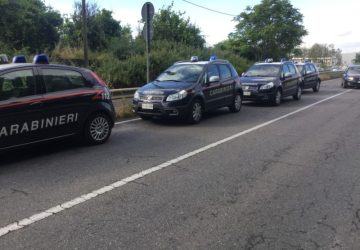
xmin=92 ymin=87 xmax=111 ymax=101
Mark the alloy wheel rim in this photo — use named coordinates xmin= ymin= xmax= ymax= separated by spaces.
xmin=90 ymin=117 xmax=110 ymax=141
xmin=235 ymin=95 xmax=241 ymax=110
xmin=276 ymin=91 xmax=281 ymax=104
xmin=192 ymin=103 xmax=202 ymax=121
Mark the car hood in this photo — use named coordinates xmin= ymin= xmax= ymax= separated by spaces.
xmin=139 ymin=81 xmax=193 ymax=95
xmin=240 ymin=76 xmax=277 ymax=85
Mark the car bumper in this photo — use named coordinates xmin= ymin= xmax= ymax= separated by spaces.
xmin=242 ymin=89 xmax=276 ymax=102
xmin=133 ymin=100 xmax=190 ymax=118
xmin=345 ymin=80 xmax=360 ymax=88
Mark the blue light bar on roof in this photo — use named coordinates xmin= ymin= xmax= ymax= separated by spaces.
xmin=209 ymin=55 xmax=217 ymax=61
xmin=33 ymin=54 xmax=49 ymax=64
xmin=12 ymin=55 xmax=27 ymax=63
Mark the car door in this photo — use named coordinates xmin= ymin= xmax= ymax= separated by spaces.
xmin=0 ymin=67 xmax=45 ymax=150
xmin=201 ymin=64 xmax=223 ymax=110
xmin=302 ymin=64 xmax=312 ymax=88
xmin=38 ymin=67 xmax=96 ymax=138
xmin=308 ymin=64 xmax=318 ymax=87
xmin=286 ymin=63 xmax=299 ymax=95
xmin=218 ymin=64 xmax=235 ymax=105
xmin=281 ymin=64 xmax=293 ymax=96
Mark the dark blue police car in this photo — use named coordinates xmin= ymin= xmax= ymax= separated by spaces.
xmin=0 ymin=54 xmax=115 ymax=151
xmin=133 ymin=56 xmax=243 ymax=124
xmin=240 ymin=60 xmax=302 ymax=106
xmin=342 ymin=65 xmax=360 ymax=88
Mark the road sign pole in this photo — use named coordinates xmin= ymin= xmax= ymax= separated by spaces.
xmin=146 ymin=4 xmax=151 ymax=83
xmin=142 ymin=2 xmax=154 ymax=83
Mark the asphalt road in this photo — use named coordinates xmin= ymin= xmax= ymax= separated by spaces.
xmin=1 ymin=78 xmax=360 ymax=249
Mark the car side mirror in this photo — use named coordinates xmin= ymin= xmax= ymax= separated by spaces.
xmin=209 ymin=75 xmax=220 ymax=83
xmin=241 ymin=72 xmax=245 ymax=76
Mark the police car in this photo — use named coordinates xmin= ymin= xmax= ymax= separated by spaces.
xmin=133 ymin=56 xmax=243 ymax=123
xmin=0 ymin=54 xmax=115 ymax=151
xmin=240 ymin=59 xmax=302 ymax=106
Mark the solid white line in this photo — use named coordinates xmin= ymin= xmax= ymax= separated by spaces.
xmin=115 ymin=118 xmax=141 ymax=125
xmin=0 ymin=90 xmax=351 ymax=238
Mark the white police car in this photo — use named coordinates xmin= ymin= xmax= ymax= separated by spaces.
xmin=0 ymin=54 xmax=115 ymax=151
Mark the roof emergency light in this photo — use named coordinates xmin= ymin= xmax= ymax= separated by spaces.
xmin=0 ymin=54 xmax=9 ymax=64
xmin=190 ymin=56 xmax=198 ymax=62
xmin=33 ymin=54 xmax=49 ymax=64
xmin=209 ymin=55 xmax=217 ymax=61
xmin=12 ymin=55 xmax=27 ymax=63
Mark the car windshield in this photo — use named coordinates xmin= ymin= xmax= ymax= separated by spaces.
xmin=244 ymin=64 xmax=280 ymax=77
xmin=348 ymin=67 xmax=360 ymax=74
xmin=156 ymin=64 xmax=204 ymax=83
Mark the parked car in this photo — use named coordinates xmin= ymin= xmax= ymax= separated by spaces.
xmin=295 ymin=62 xmax=321 ymax=92
xmin=240 ymin=60 xmax=302 ymax=106
xmin=133 ymin=56 xmax=243 ymax=124
xmin=342 ymin=65 xmax=360 ymax=88
xmin=0 ymin=54 xmax=115 ymax=151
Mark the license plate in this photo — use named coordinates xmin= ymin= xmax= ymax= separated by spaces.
xmin=142 ymin=103 xmax=153 ymax=110
xmin=243 ymin=91 xmax=251 ymax=96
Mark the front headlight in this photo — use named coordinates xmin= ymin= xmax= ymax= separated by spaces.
xmin=259 ymin=82 xmax=274 ymax=90
xmin=133 ymin=91 xmax=140 ymax=100
xmin=347 ymin=76 xmax=354 ymax=81
xmin=166 ymin=90 xmax=188 ymax=102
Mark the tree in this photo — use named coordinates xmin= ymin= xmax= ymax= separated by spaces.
xmin=0 ymin=0 xmax=63 ymax=53
xmin=59 ymin=1 xmax=122 ymax=51
xmin=230 ymin=0 xmax=307 ymax=61
xmin=151 ymin=4 xmax=205 ymax=49
xmin=354 ymin=53 xmax=360 ymax=64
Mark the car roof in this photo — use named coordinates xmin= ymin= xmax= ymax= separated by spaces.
xmin=174 ymin=59 xmax=230 ymax=65
xmin=0 ymin=63 xmax=88 ymax=72
xmin=254 ymin=62 xmax=283 ymax=66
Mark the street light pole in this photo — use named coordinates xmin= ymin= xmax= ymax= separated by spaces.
xmin=82 ymin=0 xmax=89 ymax=67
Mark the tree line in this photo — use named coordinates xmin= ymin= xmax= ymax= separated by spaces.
xmin=2 ymin=0 xmax=342 ymax=88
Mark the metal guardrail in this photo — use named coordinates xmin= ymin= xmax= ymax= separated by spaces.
xmin=110 ymin=87 xmax=138 ymax=100
xmin=110 ymin=71 xmax=344 ymax=99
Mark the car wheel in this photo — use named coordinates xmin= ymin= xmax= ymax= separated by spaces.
xmin=229 ymin=93 xmax=242 ymax=113
xmin=84 ymin=113 xmax=112 ymax=145
xmin=272 ymin=89 xmax=282 ymax=106
xmin=293 ymin=85 xmax=302 ymax=100
xmin=187 ymin=99 xmax=203 ymax=124
xmin=313 ymin=81 xmax=320 ymax=92
xmin=342 ymin=81 xmax=348 ymax=88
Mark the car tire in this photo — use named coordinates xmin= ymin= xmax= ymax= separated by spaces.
xmin=293 ymin=85 xmax=302 ymax=100
xmin=272 ymin=89 xmax=282 ymax=106
xmin=83 ymin=112 xmax=112 ymax=145
xmin=313 ymin=80 xmax=320 ymax=92
xmin=229 ymin=93 xmax=242 ymax=113
xmin=187 ymin=99 xmax=203 ymax=124
xmin=342 ymin=81 xmax=348 ymax=89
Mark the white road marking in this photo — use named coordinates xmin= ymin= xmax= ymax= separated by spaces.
xmin=115 ymin=118 xmax=141 ymax=125
xmin=0 ymin=90 xmax=351 ymax=238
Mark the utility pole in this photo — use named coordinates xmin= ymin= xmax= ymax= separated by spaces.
xmin=82 ymin=0 xmax=89 ymax=67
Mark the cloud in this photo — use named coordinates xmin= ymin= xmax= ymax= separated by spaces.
xmin=337 ymin=31 xmax=352 ymax=37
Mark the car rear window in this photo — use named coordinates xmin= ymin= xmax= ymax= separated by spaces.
xmin=41 ymin=68 xmax=89 ymax=93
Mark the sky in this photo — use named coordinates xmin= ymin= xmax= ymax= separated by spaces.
xmin=44 ymin=0 xmax=360 ymax=53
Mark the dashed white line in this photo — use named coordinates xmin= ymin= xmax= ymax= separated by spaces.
xmin=0 ymin=90 xmax=351 ymax=238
